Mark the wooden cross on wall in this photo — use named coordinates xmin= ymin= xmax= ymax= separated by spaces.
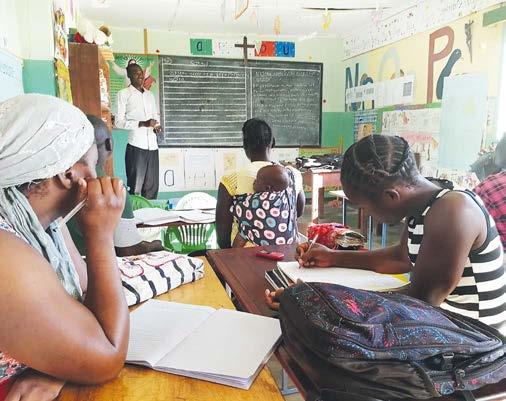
xmin=235 ymin=36 xmax=255 ymax=65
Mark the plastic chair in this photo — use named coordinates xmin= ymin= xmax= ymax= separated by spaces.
xmin=130 ymin=195 xmax=164 ymax=244
xmin=163 ymin=192 xmax=217 ymax=256
xmin=174 ymin=192 xmax=217 ymax=210
xmin=130 ymin=194 xmax=154 ymax=211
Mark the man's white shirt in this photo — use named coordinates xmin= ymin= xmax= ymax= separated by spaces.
xmin=116 ymin=85 xmax=160 ymax=150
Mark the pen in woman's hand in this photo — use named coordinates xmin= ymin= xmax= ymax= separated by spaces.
xmin=299 ymin=234 xmax=318 ymax=268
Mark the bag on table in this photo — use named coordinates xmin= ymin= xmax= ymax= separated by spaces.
xmin=117 ymin=251 xmax=205 ymax=306
xmin=279 ymin=282 xmax=505 ymax=401
xmin=308 ymin=223 xmax=365 ymax=250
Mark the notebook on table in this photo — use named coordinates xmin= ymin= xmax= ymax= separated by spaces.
xmin=277 ymin=261 xmax=407 ymax=291
xmin=127 ymin=300 xmax=281 ymax=389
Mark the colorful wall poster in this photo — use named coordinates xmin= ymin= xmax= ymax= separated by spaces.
xmin=382 ymin=107 xmax=442 ymax=176
xmin=52 ymin=0 xmax=69 ymax=66
xmin=109 ymin=53 xmax=160 ymax=117
xmin=55 ymin=59 xmax=73 ymax=103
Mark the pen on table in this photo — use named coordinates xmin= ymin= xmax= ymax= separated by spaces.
xmin=300 ymin=234 xmax=319 ymax=269
xmin=60 ymin=199 xmax=86 ymax=226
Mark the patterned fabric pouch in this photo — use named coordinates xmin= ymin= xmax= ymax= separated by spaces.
xmin=118 ymin=251 xmax=205 ymax=306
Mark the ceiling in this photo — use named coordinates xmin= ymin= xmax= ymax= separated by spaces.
xmin=79 ymin=0 xmax=415 ymax=38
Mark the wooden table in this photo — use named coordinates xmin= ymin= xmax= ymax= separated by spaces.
xmin=57 ymin=258 xmax=283 ymax=401
xmin=207 ymin=245 xmax=506 ymax=401
xmin=302 ymin=169 xmax=341 ymax=224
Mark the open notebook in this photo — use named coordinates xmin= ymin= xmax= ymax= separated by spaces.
xmin=127 ymin=300 xmax=281 ymax=389
xmin=278 ymin=261 xmax=407 ymax=291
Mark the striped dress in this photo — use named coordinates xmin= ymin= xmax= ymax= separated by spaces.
xmin=407 ymin=189 xmax=505 ymax=333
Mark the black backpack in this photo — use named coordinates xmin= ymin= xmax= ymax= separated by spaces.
xmin=279 ymin=282 xmax=506 ymax=401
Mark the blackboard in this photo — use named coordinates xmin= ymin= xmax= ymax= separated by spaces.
xmin=158 ymin=55 xmax=322 ymax=147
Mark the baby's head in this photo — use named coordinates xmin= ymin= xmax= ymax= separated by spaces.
xmin=253 ymin=165 xmax=289 ymax=192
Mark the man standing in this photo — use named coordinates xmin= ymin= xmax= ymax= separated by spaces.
xmin=116 ymin=63 xmax=161 ymax=199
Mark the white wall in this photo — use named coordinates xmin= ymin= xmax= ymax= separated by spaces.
xmin=0 ymin=0 xmax=54 ymax=60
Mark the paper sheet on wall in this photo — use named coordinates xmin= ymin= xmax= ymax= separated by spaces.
xmin=439 ymin=74 xmax=488 ymax=171
xmin=159 ymin=149 xmax=185 ymax=192
xmin=382 ymin=108 xmax=441 ymax=177
xmin=184 ymin=149 xmax=216 ymax=190
xmin=214 ymin=148 xmax=249 ymax=188
xmin=271 ymin=148 xmax=300 ymax=163
xmin=0 ymin=49 xmax=23 ymax=102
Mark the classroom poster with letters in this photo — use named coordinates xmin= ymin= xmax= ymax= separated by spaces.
xmin=158 ymin=148 xmax=185 ymax=192
xmin=109 ymin=54 xmax=160 ymax=117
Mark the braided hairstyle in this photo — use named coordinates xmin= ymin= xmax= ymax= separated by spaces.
xmin=341 ymin=135 xmax=419 ymax=197
xmin=242 ymin=118 xmax=273 ymax=154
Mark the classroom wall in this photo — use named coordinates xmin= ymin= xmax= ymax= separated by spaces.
xmin=343 ymin=4 xmax=505 ymax=144
xmin=0 ymin=0 xmax=56 ymax=96
xmin=109 ymin=28 xmax=349 ymax=146
xmin=108 ymin=28 xmax=352 ymax=198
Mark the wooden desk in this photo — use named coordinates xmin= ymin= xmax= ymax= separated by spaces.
xmin=302 ymin=169 xmax=341 ymax=224
xmin=57 ymin=258 xmax=283 ymax=401
xmin=207 ymin=245 xmax=506 ymax=401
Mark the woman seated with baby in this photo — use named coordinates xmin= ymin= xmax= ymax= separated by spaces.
xmin=216 ymin=118 xmax=304 ymax=248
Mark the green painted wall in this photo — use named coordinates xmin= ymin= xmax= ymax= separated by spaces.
xmin=23 ymin=59 xmax=56 ymax=95
xmin=322 ymin=111 xmax=355 ymax=149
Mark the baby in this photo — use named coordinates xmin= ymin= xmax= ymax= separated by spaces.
xmin=231 ymin=165 xmax=297 ymax=247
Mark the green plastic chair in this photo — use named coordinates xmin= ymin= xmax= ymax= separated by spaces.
xmin=163 ymin=192 xmax=217 ymax=256
xmin=130 ymin=195 xmax=154 ymax=211
xmin=163 ymin=223 xmax=216 ymax=256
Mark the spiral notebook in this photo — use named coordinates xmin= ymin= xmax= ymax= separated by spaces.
xmin=127 ymin=300 xmax=281 ymax=389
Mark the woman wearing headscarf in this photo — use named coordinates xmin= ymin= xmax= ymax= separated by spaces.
xmin=0 ymin=94 xmax=129 ymax=401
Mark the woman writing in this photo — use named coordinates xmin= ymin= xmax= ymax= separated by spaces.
xmin=267 ymin=135 xmax=505 ymax=333
xmin=0 ymin=94 xmax=129 ymax=400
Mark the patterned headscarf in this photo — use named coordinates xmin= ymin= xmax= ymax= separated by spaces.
xmin=0 ymin=94 xmax=94 ymax=300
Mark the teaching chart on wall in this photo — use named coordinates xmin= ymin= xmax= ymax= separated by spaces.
xmin=439 ymin=74 xmax=488 ymax=171
xmin=0 ymin=49 xmax=23 ymax=102
xmin=382 ymin=108 xmax=442 ymax=177
xmin=343 ymin=0 xmax=503 ymax=59
xmin=158 ymin=148 xmax=301 ymax=191
xmin=158 ymin=55 xmax=322 ymax=147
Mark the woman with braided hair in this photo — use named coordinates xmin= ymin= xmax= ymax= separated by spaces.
xmin=267 ymin=134 xmax=505 ymax=333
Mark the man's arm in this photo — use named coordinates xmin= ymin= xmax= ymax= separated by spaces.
xmin=115 ymin=91 xmax=141 ymax=130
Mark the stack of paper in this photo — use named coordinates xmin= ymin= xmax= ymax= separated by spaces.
xmin=134 ymin=208 xmax=179 ymax=226
xmin=176 ymin=210 xmax=215 ymax=223
xmin=278 ymin=262 xmax=406 ymax=291
xmin=127 ymin=300 xmax=281 ymax=389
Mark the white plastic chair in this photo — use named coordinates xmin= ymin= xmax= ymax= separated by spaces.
xmin=175 ymin=192 xmax=217 ymax=210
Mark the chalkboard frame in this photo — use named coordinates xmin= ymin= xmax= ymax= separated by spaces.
xmin=158 ymin=55 xmax=323 ymax=149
